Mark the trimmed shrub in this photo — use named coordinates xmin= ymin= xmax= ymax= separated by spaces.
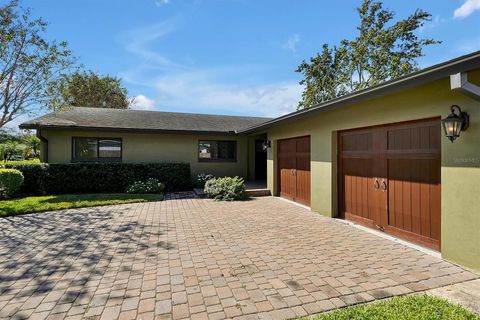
xmin=4 ymin=163 xmax=49 ymax=195
xmin=6 ymin=162 xmax=191 ymax=195
xmin=204 ymin=176 xmax=247 ymax=201
xmin=126 ymin=179 xmax=165 ymax=194
xmin=0 ymin=169 xmax=24 ymax=198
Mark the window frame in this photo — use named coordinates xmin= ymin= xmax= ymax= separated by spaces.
xmin=198 ymin=140 xmax=237 ymax=162
xmin=71 ymin=137 xmax=123 ymax=162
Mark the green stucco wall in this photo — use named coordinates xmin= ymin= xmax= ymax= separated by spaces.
xmin=40 ymin=129 xmax=250 ymax=178
xmin=266 ymin=70 xmax=480 ymax=271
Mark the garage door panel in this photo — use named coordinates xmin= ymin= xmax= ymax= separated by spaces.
xmin=278 ymin=136 xmax=311 ymax=206
xmin=341 ymin=157 xmax=377 ymax=222
xmin=341 ymin=132 xmax=373 ymax=152
xmin=340 ymin=118 xmax=441 ymax=251
xmin=387 ymin=158 xmax=440 ymax=245
xmin=296 ymin=154 xmax=311 ymax=205
xmin=278 ymin=140 xmax=296 ymax=201
xmin=278 ymin=157 xmax=295 ymax=200
xmin=387 ymin=121 xmax=440 ymax=152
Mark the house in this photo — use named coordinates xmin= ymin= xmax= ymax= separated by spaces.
xmin=20 ymin=107 xmax=272 ymax=180
xmin=21 ymin=51 xmax=480 ymax=271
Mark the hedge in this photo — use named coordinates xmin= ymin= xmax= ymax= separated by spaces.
xmin=0 ymin=169 xmax=24 ymax=198
xmin=5 ymin=162 xmax=192 ymax=195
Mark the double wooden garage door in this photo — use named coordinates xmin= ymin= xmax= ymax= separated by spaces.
xmin=339 ymin=118 xmax=441 ymax=250
xmin=278 ymin=136 xmax=311 ymax=206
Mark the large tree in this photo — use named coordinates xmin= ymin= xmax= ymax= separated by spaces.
xmin=296 ymin=0 xmax=440 ymax=109
xmin=46 ymin=70 xmax=131 ymax=110
xmin=0 ymin=0 xmax=75 ymax=127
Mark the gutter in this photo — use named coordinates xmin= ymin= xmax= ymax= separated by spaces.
xmin=450 ymin=72 xmax=480 ymax=101
xmin=18 ymin=125 xmax=242 ymax=137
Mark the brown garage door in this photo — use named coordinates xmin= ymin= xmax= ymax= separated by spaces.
xmin=278 ymin=136 xmax=311 ymax=206
xmin=339 ymin=118 xmax=441 ymax=250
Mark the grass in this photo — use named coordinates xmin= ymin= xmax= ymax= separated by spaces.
xmin=301 ymin=295 xmax=479 ymax=320
xmin=0 ymin=193 xmax=164 ymax=217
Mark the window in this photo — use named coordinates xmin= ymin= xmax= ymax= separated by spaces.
xmin=199 ymin=140 xmax=236 ymax=162
xmin=73 ymin=137 xmax=122 ymax=161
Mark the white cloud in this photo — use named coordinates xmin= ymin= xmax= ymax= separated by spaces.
xmin=151 ymin=70 xmax=302 ymax=116
xmin=120 ymin=21 xmax=303 ymax=117
xmin=418 ymin=15 xmax=445 ymax=33
xmin=122 ymin=19 xmax=182 ymax=69
xmin=131 ymin=94 xmax=156 ymax=110
xmin=155 ymin=0 xmax=170 ymax=7
xmin=454 ymin=0 xmax=480 ymax=18
xmin=281 ymin=34 xmax=300 ymax=53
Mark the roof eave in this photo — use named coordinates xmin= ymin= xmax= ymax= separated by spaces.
xmin=19 ymin=124 xmax=241 ymax=136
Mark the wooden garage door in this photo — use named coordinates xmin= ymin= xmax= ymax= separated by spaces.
xmin=278 ymin=136 xmax=311 ymax=206
xmin=339 ymin=119 xmax=441 ymax=250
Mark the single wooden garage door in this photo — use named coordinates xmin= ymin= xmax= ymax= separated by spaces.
xmin=339 ymin=118 xmax=441 ymax=250
xmin=278 ymin=136 xmax=311 ymax=206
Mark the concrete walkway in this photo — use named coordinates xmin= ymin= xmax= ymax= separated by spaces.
xmin=0 ymin=193 xmax=477 ymax=319
xmin=428 ymin=279 xmax=480 ymax=315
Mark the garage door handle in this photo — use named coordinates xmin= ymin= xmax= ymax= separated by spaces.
xmin=373 ymin=178 xmax=379 ymax=191
xmin=381 ymin=179 xmax=387 ymax=192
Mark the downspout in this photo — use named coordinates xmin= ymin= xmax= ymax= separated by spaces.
xmin=450 ymin=72 xmax=480 ymax=101
xmin=36 ymin=129 xmax=48 ymax=163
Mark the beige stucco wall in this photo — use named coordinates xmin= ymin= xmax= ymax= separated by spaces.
xmin=40 ymin=129 xmax=250 ymax=178
xmin=265 ymin=70 xmax=480 ymax=271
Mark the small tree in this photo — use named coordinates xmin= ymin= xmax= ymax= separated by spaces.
xmin=0 ymin=0 xmax=76 ymax=127
xmin=0 ymin=140 xmax=21 ymax=161
xmin=46 ymin=70 xmax=131 ymax=110
xmin=296 ymin=0 xmax=440 ymax=109
xmin=22 ymin=134 xmax=40 ymax=157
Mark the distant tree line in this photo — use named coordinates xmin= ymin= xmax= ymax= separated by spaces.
xmin=0 ymin=131 xmax=40 ymax=161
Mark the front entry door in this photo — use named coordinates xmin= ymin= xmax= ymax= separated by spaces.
xmin=277 ymin=136 xmax=311 ymax=206
xmin=339 ymin=119 xmax=441 ymax=250
xmin=255 ymin=140 xmax=267 ymax=180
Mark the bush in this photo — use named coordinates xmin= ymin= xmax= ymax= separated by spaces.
xmin=5 ymin=162 xmax=191 ymax=195
xmin=195 ymin=173 xmax=215 ymax=188
xmin=126 ymin=178 xmax=165 ymax=194
xmin=204 ymin=176 xmax=247 ymax=201
xmin=1 ymin=159 xmax=41 ymax=166
xmin=0 ymin=169 xmax=24 ymax=198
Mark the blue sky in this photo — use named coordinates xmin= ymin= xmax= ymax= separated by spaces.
xmin=17 ymin=0 xmax=480 ymax=122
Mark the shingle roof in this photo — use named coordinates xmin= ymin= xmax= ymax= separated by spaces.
xmin=20 ymin=107 xmax=272 ymax=134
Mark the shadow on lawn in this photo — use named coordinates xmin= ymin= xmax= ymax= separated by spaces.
xmin=0 ymin=205 xmax=174 ymax=314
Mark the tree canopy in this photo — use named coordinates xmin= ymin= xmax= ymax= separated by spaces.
xmin=46 ymin=70 xmax=131 ymax=110
xmin=296 ymin=0 xmax=440 ymax=109
xmin=0 ymin=0 xmax=76 ymax=127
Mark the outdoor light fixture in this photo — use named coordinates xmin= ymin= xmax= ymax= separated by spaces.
xmin=262 ymin=139 xmax=271 ymax=151
xmin=441 ymin=105 xmax=469 ymax=142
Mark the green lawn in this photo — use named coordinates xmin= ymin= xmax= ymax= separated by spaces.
xmin=301 ymin=295 xmax=479 ymax=320
xmin=0 ymin=193 xmax=164 ymax=217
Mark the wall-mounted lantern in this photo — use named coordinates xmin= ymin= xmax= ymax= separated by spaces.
xmin=262 ymin=139 xmax=271 ymax=151
xmin=441 ymin=105 xmax=469 ymax=142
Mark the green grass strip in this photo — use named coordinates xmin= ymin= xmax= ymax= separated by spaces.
xmin=0 ymin=193 xmax=164 ymax=217
xmin=300 ymin=295 xmax=479 ymax=320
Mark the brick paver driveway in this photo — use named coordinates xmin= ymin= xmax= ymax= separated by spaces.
xmin=0 ymin=194 xmax=477 ymax=320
